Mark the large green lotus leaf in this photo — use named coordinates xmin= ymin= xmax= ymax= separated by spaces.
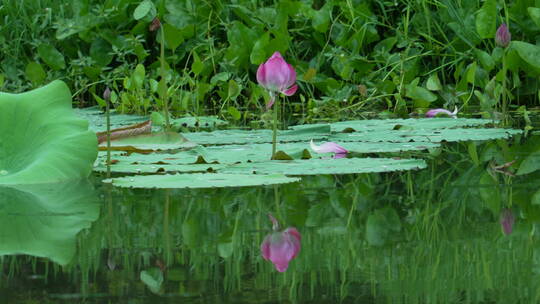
xmin=183 ymin=124 xmax=330 ymax=145
xmin=0 ymin=181 xmax=100 ymax=265
xmin=99 ymin=132 xmax=198 ymax=152
xmin=103 ymin=173 xmax=301 ymax=189
xmin=171 ymin=116 xmax=228 ymax=130
xmin=74 ymin=106 xmax=148 ymax=133
xmin=0 ymin=81 xmax=98 ymax=185
xmin=330 ymin=128 xmax=522 ymax=143
xmin=94 ymin=163 xmax=227 ymax=174
xmin=76 ymin=107 xmax=228 ymax=132
xmin=218 ymin=158 xmax=427 ymax=175
xmin=96 ymin=141 xmax=439 ymax=171
xmin=290 ymin=118 xmax=496 ymax=133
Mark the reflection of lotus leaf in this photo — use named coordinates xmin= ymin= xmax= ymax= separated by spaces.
xmin=0 ymin=182 xmax=99 ymax=265
xmin=0 ymin=81 xmax=97 ymax=185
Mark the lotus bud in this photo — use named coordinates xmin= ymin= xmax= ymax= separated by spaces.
xmin=149 ymin=17 xmax=161 ymax=32
xmin=256 ymin=52 xmax=298 ymax=109
xmin=103 ymin=87 xmax=111 ymax=101
xmin=260 ymin=214 xmax=301 ymax=272
xmin=500 ymin=208 xmax=515 ymax=235
xmin=495 ymin=23 xmax=511 ymax=48
xmin=425 ymin=107 xmax=458 ymax=118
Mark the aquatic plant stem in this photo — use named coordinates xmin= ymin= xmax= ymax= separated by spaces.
xmin=106 ymin=98 xmax=111 ymax=179
xmin=272 ymin=94 xmax=279 ymax=159
xmin=159 ymin=27 xmax=171 ymax=131
xmin=274 ymin=185 xmax=283 ymax=221
xmin=501 ymin=55 xmax=508 ymax=126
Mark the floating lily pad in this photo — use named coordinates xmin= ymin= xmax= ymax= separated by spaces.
xmin=183 ymin=125 xmax=330 ymax=145
xmin=290 ymin=118 xmax=497 ymax=133
xmin=99 ymin=132 xmax=198 ymax=152
xmin=74 ymin=106 xmax=148 ymax=133
xmin=219 ymin=158 xmax=427 ymax=176
xmin=0 ymin=181 xmax=100 ymax=265
xmin=96 ymin=141 xmax=438 ymax=171
xmin=330 ymin=128 xmax=522 ymax=143
xmin=94 ymin=163 xmax=227 ymax=174
xmin=0 ymin=81 xmax=98 ymax=185
xmin=171 ymin=116 xmax=228 ymax=130
xmin=103 ymin=173 xmax=301 ymax=189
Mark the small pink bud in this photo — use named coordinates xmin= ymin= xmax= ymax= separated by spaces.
xmin=103 ymin=87 xmax=111 ymax=101
xmin=261 ymin=215 xmax=301 ymax=272
xmin=495 ymin=24 xmax=511 ymax=48
xmin=149 ymin=17 xmax=161 ymax=32
xmin=256 ymin=52 xmax=298 ymax=108
xmin=500 ymin=208 xmax=515 ymax=235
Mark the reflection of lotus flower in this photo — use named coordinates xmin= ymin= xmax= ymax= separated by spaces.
xmin=256 ymin=52 xmax=298 ymax=109
xmin=495 ymin=24 xmax=511 ymax=48
xmin=310 ymin=139 xmax=348 ymax=158
xmin=425 ymin=107 xmax=458 ymax=118
xmin=500 ymin=208 xmax=515 ymax=235
xmin=261 ymin=214 xmax=301 ymax=272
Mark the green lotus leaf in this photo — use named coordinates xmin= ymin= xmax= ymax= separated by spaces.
xmin=0 ymin=181 xmax=100 ymax=265
xmin=218 ymin=158 xmax=427 ymax=176
xmin=95 ymin=141 xmax=438 ymax=171
xmin=94 ymin=163 xmax=227 ymax=174
xmin=0 ymin=81 xmax=98 ymax=185
xmin=290 ymin=118 xmax=497 ymax=133
xmin=98 ymin=132 xmax=197 ymax=152
xmin=330 ymin=128 xmax=522 ymax=143
xmin=170 ymin=116 xmax=228 ymax=130
xmin=74 ymin=106 xmax=148 ymax=133
xmin=183 ymin=125 xmax=330 ymax=145
xmin=103 ymin=173 xmax=301 ymax=189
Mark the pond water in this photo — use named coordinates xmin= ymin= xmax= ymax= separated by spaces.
xmin=1 ymin=138 xmax=539 ymax=303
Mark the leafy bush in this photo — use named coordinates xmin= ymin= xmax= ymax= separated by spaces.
xmin=1 ymin=0 xmax=539 ymax=124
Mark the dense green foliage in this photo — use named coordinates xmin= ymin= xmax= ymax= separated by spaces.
xmin=1 ymin=0 xmax=539 ymax=124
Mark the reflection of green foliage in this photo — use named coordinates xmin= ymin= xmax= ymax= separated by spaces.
xmin=0 ymin=181 xmax=99 ymax=265
xmin=0 ymin=81 xmax=97 ymax=185
xmin=6 ymin=140 xmax=540 ymax=302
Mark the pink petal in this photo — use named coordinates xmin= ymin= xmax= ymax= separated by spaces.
xmin=269 ymin=51 xmax=283 ymax=60
xmin=284 ymin=63 xmax=297 ymax=90
xmin=261 ymin=235 xmax=272 ymax=260
xmin=310 ymin=140 xmax=348 ymax=154
xmin=425 ymin=108 xmax=457 ymax=118
xmin=282 ymin=84 xmax=298 ymax=96
xmin=285 ymin=227 xmax=301 ymax=241
xmin=256 ymin=63 xmax=267 ymax=88
xmin=284 ymin=228 xmax=301 ymax=259
xmin=333 ymin=153 xmax=347 ymax=159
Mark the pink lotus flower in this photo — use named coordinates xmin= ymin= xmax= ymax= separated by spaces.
xmin=310 ymin=139 xmax=348 ymax=158
xmin=261 ymin=214 xmax=301 ymax=272
xmin=425 ymin=107 xmax=458 ymax=118
xmin=495 ymin=23 xmax=511 ymax=48
xmin=256 ymin=52 xmax=298 ymax=108
xmin=500 ymin=208 xmax=515 ymax=235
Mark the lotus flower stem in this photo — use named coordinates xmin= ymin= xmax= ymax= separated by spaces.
xmin=104 ymin=87 xmax=112 ymax=178
xmin=272 ymin=94 xmax=279 ymax=158
xmin=273 ymin=185 xmax=282 ymax=220
xmin=159 ymin=23 xmax=171 ymax=131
